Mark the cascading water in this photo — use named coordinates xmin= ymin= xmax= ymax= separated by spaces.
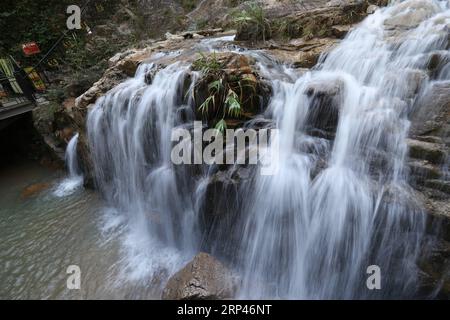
xmin=87 ymin=62 xmax=200 ymax=281
xmin=85 ymin=0 xmax=449 ymax=298
xmin=237 ymin=0 xmax=450 ymax=299
xmin=66 ymin=133 xmax=82 ymax=178
xmin=54 ymin=133 xmax=84 ymax=197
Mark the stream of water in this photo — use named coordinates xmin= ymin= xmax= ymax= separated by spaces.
xmin=1 ymin=0 xmax=449 ymax=299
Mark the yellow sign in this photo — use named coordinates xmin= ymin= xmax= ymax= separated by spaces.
xmin=24 ymin=67 xmax=46 ymax=91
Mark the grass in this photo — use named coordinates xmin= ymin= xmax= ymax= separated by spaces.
xmin=192 ymin=52 xmax=222 ymax=75
xmin=233 ymin=1 xmax=270 ymax=42
xmin=192 ymin=52 xmax=250 ymax=133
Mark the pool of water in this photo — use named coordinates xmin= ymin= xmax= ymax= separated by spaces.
xmin=0 ymin=160 xmax=163 ymax=299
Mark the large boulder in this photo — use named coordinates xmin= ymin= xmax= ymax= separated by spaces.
xmin=162 ymin=252 xmax=238 ymax=300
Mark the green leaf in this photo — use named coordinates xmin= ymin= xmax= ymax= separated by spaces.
xmin=199 ymin=95 xmax=214 ymax=115
xmin=225 ymin=89 xmax=241 ymax=118
xmin=214 ymin=119 xmax=227 ymax=134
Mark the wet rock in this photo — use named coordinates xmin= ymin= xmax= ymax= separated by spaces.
xmin=383 ymin=69 xmax=428 ymax=101
xmin=198 ymin=167 xmax=254 ymax=258
xmin=427 ymin=52 xmax=449 ymax=78
xmin=165 ymin=32 xmax=185 ymax=41
xmin=305 ymin=78 xmax=344 ymax=132
xmin=331 ymin=25 xmax=352 ymax=39
xmin=201 ymin=170 xmax=240 ymax=227
xmin=410 ymin=81 xmax=450 ymax=137
xmin=418 ymin=239 xmax=450 ymax=299
xmin=424 ymin=197 xmax=450 ymax=242
xmin=181 ymin=28 xmax=224 ymax=39
xmin=295 ymin=50 xmax=323 ymax=68
xmin=424 ymin=180 xmax=450 ymax=195
xmin=76 ymin=132 xmax=95 ymax=188
xmin=409 ymin=160 xmax=442 ymax=181
xmin=269 ymin=0 xmax=371 ymax=40
xmin=366 ymin=4 xmax=379 ymax=14
xmin=407 ymin=139 xmax=447 ymax=164
xmin=162 ymin=252 xmax=238 ymax=300
xmin=266 ymin=38 xmax=338 ymax=69
xmin=116 ymin=58 xmax=141 ymax=77
xmin=21 ymin=182 xmax=51 ymax=199
xmin=415 ymin=135 xmax=445 ymax=144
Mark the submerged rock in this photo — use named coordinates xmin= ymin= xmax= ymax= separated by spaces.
xmin=162 ymin=252 xmax=238 ymax=300
xmin=21 ymin=182 xmax=51 ymax=199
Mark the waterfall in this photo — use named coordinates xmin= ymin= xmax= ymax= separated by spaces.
xmin=85 ymin=0 xmax=449 ymax=298
xmin=87 ymin=62 xmax=200 ymax=280
xmin=54 ymin=133 xmax=84 ymax=197
xmin=237 ymin=0 xmax=450 ymax=298
xmin=66 ymin=133 xmax=82 ymax=178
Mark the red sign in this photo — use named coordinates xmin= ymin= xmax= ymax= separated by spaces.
xmin=22 ymin=42 xmax=41 ymax=56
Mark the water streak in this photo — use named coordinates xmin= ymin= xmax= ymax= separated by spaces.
xmin=54 ymin=133 xmax=84 ymax=197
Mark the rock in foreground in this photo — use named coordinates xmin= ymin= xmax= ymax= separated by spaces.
xmin=162 ymin=252 xmax=238 ymax=300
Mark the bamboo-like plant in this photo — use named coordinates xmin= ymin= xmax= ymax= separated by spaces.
xmin=233 ymin=2 xmax=270 ymax=42
xmin=192 ymin=52 xmax=248 ymax=132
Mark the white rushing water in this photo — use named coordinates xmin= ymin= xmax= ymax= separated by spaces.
xmin=85 ymin=0 xmax=450 ymax=298
xmin=54 ymin=133 xmax=84 ymax=197
xmin=87 ymin=62 xmax=200 ymax=282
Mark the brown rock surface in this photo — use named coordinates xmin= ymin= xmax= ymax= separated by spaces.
xmin=162 ymin=252 xmax=238 ymax=300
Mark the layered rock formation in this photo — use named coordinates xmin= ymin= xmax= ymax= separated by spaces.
xmin=33 ymin=0 xmax=450 ymax=298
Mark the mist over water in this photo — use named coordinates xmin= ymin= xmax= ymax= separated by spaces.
xmin=79 ymin=0 xmax=450 ymax=298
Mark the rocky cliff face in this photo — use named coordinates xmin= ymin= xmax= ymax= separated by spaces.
xmin=39 ymin=1 xmax=390 ymax=184
xmin=34 ymin=0 xmax=450 ymax=298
